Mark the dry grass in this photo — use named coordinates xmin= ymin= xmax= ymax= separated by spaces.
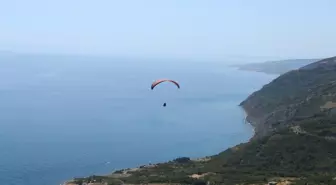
xmin=320 ymin=101 xmax=336 ymax=109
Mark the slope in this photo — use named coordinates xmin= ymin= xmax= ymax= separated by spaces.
xmin=240 ymin=56 xmax=336 ymax=137
xmin=67 ymin=114 xmax=336 ymax=185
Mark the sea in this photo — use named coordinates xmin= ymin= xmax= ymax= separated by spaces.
xmin=0 ymin=55 xmax=278 ymax=185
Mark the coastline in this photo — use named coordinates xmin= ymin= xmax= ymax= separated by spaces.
xmin=230 ymin=66 xmax=284 ymax=77
xmin=63 ymin=105 xmax=257 ymax=185
xmin=239 ymin=105 xmax=258 ymax=143
xmin=235 ymin=68 xmax=282 ymax=75
xmin=240 ymin=106 xmax=256 ymax=134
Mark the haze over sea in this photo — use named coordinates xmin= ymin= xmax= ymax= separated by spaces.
xmin=0 ymin=55 xmax=277 ymax=185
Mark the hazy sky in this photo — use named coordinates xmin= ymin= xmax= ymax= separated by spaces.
xmin=1 ymin=0 xmax=335 ymax=60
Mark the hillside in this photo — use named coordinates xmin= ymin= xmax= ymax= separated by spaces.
xmin=65 ymin=56 xmax=336 ymax=185
xmin=66 ymin=114 xmax=336 ymax=185
xmin=240 ymin=56 xmax=336 ymax=138
xmin=233 ymin=59 xmax=320 ymax=75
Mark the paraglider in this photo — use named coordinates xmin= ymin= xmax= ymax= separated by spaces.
xmin=151 ymin=79 xmax=180 ymax=107
xmin=151 ymin=79 xmax=180 ymax=90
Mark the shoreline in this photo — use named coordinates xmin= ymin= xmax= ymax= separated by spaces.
xmin=64 ymin=105 xmax=257 ymax=185
xmin=235 ymin=68 xmax=281 ymax=75
xmin=62 ymin=157 xmax=213 ymax=185
xmin=239 ymin=105 xmax=257 ymax=142
xmin=240 ymin=106 xmax=256 ymax=134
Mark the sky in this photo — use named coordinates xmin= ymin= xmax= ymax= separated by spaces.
xmin=1 ymin=0 xmax=336 ymax=61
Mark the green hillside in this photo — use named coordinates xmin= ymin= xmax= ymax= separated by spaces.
xmin=67 ymin=114 xmax=336 ymax=185
xmin=240 ymin=56 xmax=336 ymax=138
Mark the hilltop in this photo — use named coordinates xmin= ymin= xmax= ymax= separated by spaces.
xmin=65 ymin=56 xmax=336 ymax=185
xmin=233 ymin=59 xmax=320 ymax=75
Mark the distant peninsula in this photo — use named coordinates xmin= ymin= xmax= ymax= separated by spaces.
xmin=232 ymin=58 xmax=320 ymax=75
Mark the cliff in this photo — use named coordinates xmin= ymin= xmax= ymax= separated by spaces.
xmin=240 ymin=56 xmax=336 ymax=138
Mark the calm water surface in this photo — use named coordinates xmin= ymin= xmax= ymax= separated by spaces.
xmin=0 ymin=56 xmax=278 ymax=185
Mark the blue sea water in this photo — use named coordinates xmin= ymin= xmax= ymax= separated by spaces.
xmin=0 ymin=55 xmax=277 ymax=185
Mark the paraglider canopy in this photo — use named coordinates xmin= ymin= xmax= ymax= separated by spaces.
xmin=151 ymin=79 xmax=180 ymax=90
